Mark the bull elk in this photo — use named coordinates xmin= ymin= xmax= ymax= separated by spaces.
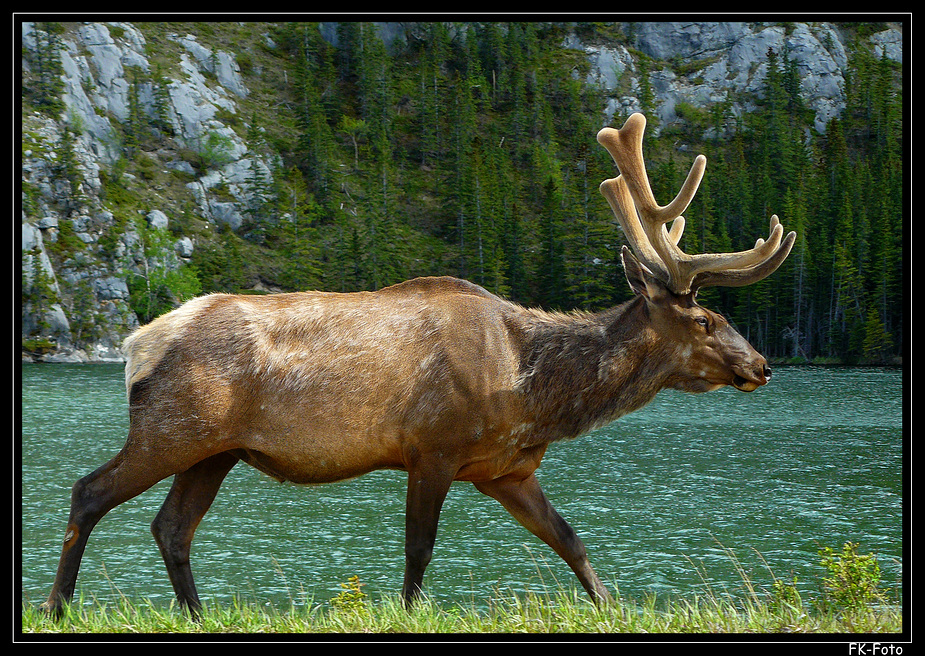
xmin=43 ymin=113 xmax=795 ymax=617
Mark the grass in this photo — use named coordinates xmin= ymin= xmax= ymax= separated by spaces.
xmin=20 ymin=542 xmax=903 ymax=635
xmin=20 ymin=586 xmax=903 ymax=635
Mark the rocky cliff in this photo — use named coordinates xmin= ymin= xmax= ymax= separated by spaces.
xmin=20 ymin=20 xmax=903 ymax=362
xmin=575 ymin=21 xmax=902 ymax=134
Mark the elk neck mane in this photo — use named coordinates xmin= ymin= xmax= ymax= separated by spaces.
xmin=510 ymin=294 xmax=666 ymax=442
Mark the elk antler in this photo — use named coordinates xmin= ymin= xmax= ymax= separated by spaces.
xmin=597 ymin=113 xmax=796 ymax=294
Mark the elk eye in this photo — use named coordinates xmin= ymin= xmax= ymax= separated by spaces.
xmin=695 ymin=316 xmax=709 ymax=328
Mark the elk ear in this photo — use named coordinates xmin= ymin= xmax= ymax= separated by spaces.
xmin=621 ymin=246 xmax=670 ymax=302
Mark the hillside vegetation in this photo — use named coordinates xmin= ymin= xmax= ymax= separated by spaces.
xmin=21 ymin=21 xmax=904 ymax=363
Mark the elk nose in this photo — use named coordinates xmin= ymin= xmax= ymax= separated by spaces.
xmin=763 ymin=365 xmax=772 ymax=381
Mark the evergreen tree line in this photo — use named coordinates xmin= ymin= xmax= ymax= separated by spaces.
xmin=26 ymin=21 xmax=902 ymax=364
xmin=223 ymin=22 xmax=900 ymax=364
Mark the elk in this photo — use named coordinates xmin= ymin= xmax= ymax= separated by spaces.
xmin=43 ymin=113 xmax=795 ymax=618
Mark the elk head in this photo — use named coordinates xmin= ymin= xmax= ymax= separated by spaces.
xmin=598 ymin=113 xmax=796 ymax=393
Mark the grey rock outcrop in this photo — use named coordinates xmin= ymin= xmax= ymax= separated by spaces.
xmin=570 ymin=21 xmax=901 ymax=134
xmin=21 ymin=21 xmax=272 ymax=362
xmin=20 ymin=20 xmax=903 ymax=362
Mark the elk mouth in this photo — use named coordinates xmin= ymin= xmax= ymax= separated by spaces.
xmin=731 ymin=366 xmax=771 ymax=392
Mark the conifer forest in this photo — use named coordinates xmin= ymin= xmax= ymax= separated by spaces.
xmin=23 ymin=22 xmax=905 ymax=364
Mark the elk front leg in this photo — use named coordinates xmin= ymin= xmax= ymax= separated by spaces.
xmin=401 ymin=457 xmax=455 ymax=607
xmin=475 ymin=473 xmax=613 ymax=604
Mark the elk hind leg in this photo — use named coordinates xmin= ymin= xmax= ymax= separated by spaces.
xmin=43 ymin=449 xmax=177 ymax=617
xmin=151 ymin=451 xmax=238 ymax=617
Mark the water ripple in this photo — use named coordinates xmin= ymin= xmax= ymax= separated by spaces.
xmin=21 ymin=364 xmax=903 ymax=608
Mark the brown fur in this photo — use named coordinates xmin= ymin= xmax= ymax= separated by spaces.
xmin=44 ymin=112 xmax=791 ymax=616
xmin=43 ymin=265 xmax=774 ymax=616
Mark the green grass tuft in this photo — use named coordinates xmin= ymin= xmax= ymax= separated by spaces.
xmin=21 ymin=541 xmax=902 ymax=635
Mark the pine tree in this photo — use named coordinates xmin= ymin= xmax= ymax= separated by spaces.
xmin=283 ymin=24 xmax=337 ymax=201
xmin=418 ymin=22 xmax=450 ymax=166
xmin=351 ymin=25 xmax=405 ymax=290
xmin=501 ymin=201 xmax=529 ymax=304
xmin=335 ymin=22 xmax=363 ymax=86
xmin=357 ymin=24 xmax=393 ymax=142
xmin=862 ymin=307 xmax=894 ymax=364
xmin=536 ymin=177 xmax=568 ymax=310
xmin=448 ymin=63 xmax=480 ymax=280
xmin=273 ymin=167 xmax=323 ymax=291
xmin=57 ymin=125 xmax=83 ymax=211
xmin=459 ymin=135 xmax=488 ymax=287
xmin=477 ymin=23 xmax=507 ymax=110
xmin=151 ymin=63 xmax=174 ymax=135
xmin=124 ymin=68 xmax=145 ymax=155
xmin=363 ymin=132 xmax=401 ymax=290
xmin=781 ymin=187 xmax=812 ymax=359
xmin=245 ymin=158 xmax=273 ymax=234
xmin=478 ymin=127 xmax=514 ymax=297
xmin=24 ymin=249 xmax=58 ymax=336
xmin=338 ymin=115 xmax=367 ymax=171
xmin=30 ymin=22 xmax=65 ymax=116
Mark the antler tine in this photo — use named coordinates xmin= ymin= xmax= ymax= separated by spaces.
xmin=690 ymin=217 xmax=797 ymax=290
xmin=597 ymin=114 xmax=706 ymax=227
xmin=599 ymin=175 xmax=673 ymax=283
xmin=683 ymin=217 xmax=785 ymax=276
xmin=597 ymin=113 xmax=796 ymax=294
xmin=667 ymin=217 xmax=685 ymax=246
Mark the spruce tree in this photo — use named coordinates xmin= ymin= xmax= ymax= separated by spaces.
xmin=30 ymin=22 xmax=65 ymax=116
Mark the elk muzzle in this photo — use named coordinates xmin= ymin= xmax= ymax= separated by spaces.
xmin=725 ymin=334 xmax=771 ymax=392
xmin=730 ymin=362 xmax=771 ymax=392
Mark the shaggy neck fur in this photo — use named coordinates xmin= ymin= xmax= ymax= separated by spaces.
xmin=513 ymin=296 xmax=670 ymax=443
